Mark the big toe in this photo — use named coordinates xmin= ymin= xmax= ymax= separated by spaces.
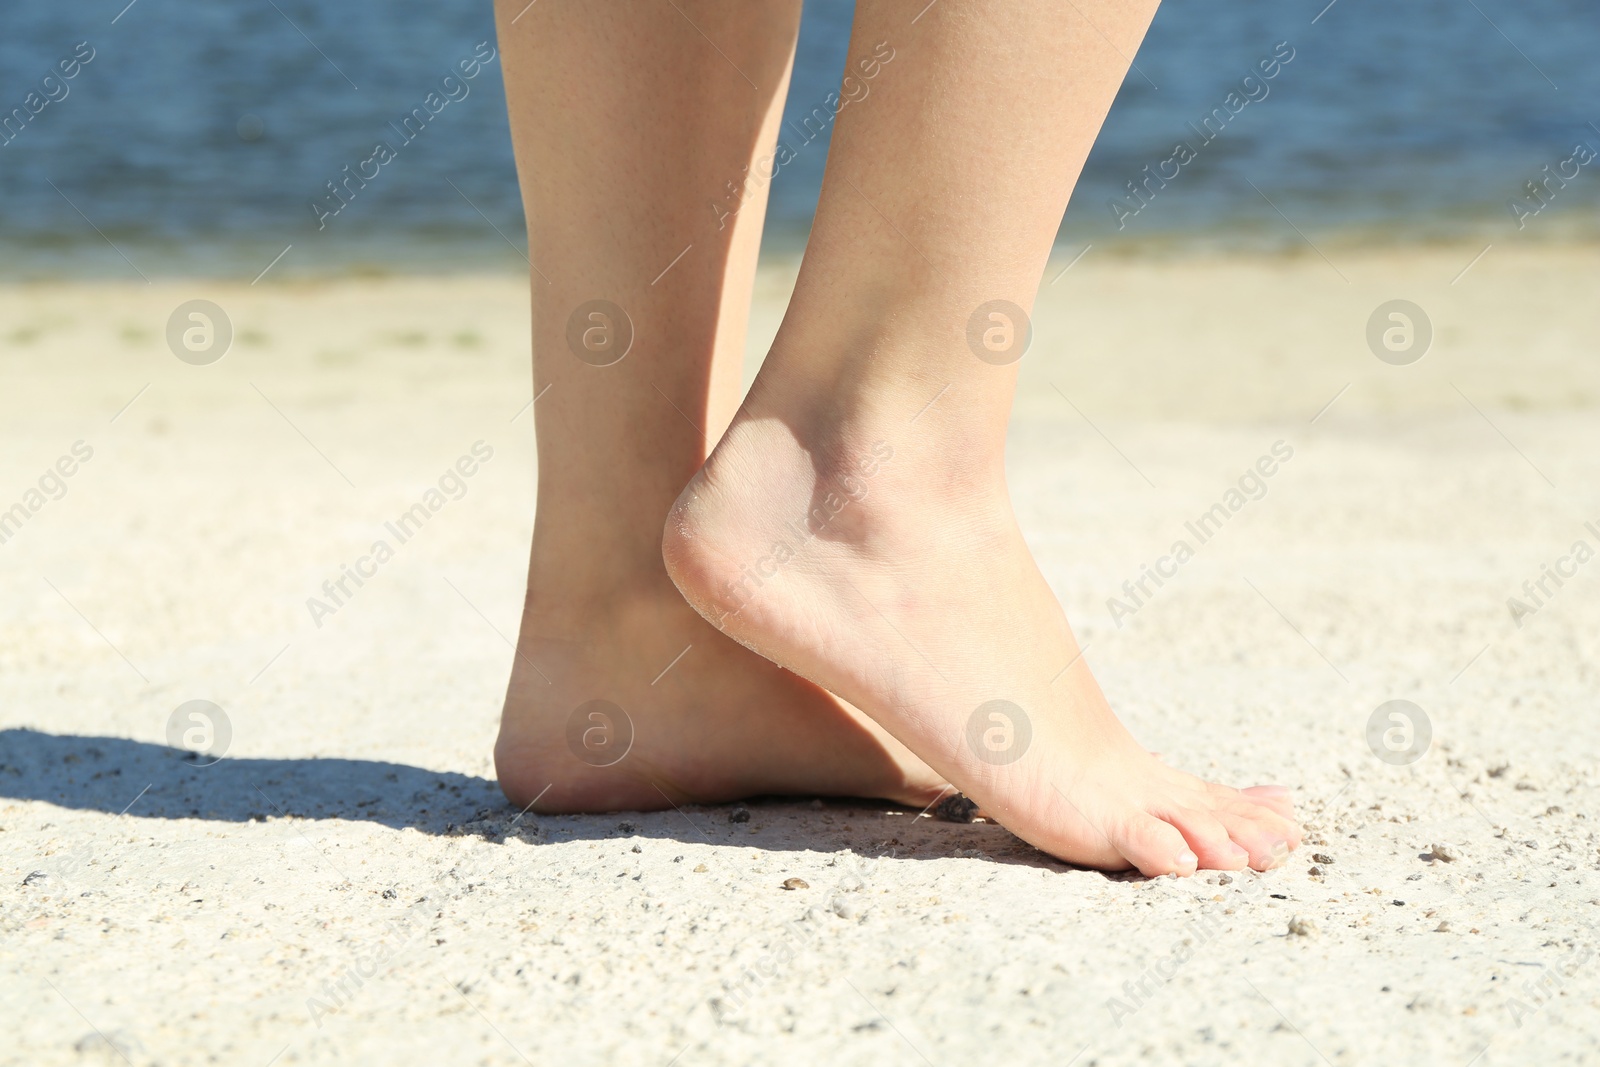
xmin=1240 ymin=784 xmax=1296 ymax=819
xmin=1111 ymin=811 xmax=1201 ymax=879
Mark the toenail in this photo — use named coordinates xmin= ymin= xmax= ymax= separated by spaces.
xmin=1176 ymin=849 xmax=1198 ymax=870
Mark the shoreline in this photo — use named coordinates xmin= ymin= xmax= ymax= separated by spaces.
xmin=4 ymin=240 xmax=1593 ymax=426
xmin=1 ymin=225 xmax=1597 ymax=284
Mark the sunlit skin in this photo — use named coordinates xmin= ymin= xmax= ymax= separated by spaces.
xmin=495 ymin=0 xmax=1300 ymax=876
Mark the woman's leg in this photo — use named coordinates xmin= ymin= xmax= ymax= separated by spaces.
xmin=666 ymin=0 xmax=1301 ymax=875
xmin=492 ymin=0 xmax=943 ymax=812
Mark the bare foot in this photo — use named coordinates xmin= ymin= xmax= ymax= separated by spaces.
xmin=664 ymin=404 xmax=1301 ymax=877
xmin=494 ymin=573 xmax=948 ymax=814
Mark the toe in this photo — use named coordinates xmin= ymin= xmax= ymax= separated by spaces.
xmin=1112 ymin=811 xmax=1200 ymax=878
xmin=1164 ymin=807 xmax=1250 ymax=871
xmin=1239 ymin=784 xmax=1296 ymax=819
xmin=1217 ymin=805 xmax=1300 ymax=870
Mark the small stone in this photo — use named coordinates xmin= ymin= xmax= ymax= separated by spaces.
xmin=1523 ymin=839 xmax=1540 ymax=850
xmin=1308 ymin=866 xmax=1323 ymax=877
xmin=729 ymin=808 xmax=750 ymax=824
xmin=1435 ymin=920 xmax=1451 ymax=932
xmin=693 ymin=864 xmax=708 ymax=873
xmin=617 ymin=821 xmax=636 ymax=833
xmin=832 ymin=897 xmax=862 ymax=920
xmin=382 ymin=888 xmax=397 ymax=899
xmin=74 ymin=1033 xmax=137 ymax=1058
xmin=1428 ymin=843 xmax=1460 ymax=862
xmin=782 ymin=878 xmax=809 ymax=891
xmin=1287 ymin=916 xmax=1318 ymax=938
xmin=934 ymin=794 xmax=979 ymax=823
xmin=631 ymin=844 xmax=642 ymax=853
xmin=1312 ymin=853 xmax=1335 ymax=865
xmin=22 ymin=871 xmax=49 ymax=887
xmin=1217 ymin=874 xmax=1232 ymax=885
xmin=1392 ymin=900 xmax=1405 ymax=906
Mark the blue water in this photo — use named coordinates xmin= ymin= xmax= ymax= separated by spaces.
xmin=1 ymin=0 xmax=1596 ymax=278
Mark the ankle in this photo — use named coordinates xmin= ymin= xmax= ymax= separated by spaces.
xmin=748 ymin=319 xmax=1017 ymax=489
xmin=523 ymin=550 xmax=682 ymax=633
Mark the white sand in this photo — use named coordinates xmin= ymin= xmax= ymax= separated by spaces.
xmin=3 ymin=244 xmax=1598 ymax=1065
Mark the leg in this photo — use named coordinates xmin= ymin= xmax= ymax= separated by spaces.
xmin=665 ymin=0 xmax=1301 ymax=875
xmin=492 ymin=0 xmax=944 ymax=812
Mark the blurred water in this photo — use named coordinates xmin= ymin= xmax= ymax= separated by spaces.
xmin=0 ymin=0 xmax=1595 ymax=278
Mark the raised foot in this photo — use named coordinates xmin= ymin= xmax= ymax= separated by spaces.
xmin=663 ymin=414 xmax=1301 ymax=877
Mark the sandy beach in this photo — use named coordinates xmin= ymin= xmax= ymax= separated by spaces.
xmin=3 ymin=241 xmax=1598 ymax=1065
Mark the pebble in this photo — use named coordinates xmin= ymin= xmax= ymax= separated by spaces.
xmin=1308 ymin=866 xmax=1323 ymax=877
xmin=382 ymin=888 xmax=397 ymax=899
xmin=1428 ymin=843 xmax=1460 ymax=862
xmin=1312 ymin=853 xmax=1335 ymax=865
xmin=782 ymin=878 xmax=809 ymax=891
xmin=934 ymin=794 xmax=979 ymax=823
xmin=22 ymin=871 xmax=49 ymax=887
xmin=693 ymin=864 xmax=708 ymax=873
xmin=1287 ymin=916 xmax=1318 ymax=937
xmin=832 ymin=897 xmax=863 ymax=920
xmin=729 ymin=808 xmax=750 ymax=824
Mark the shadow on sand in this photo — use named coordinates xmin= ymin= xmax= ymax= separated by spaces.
xmin=0 ymin=728 xmax=501 ymax=833
xmin=0 ymin=727 xmax=1090 ymax=871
